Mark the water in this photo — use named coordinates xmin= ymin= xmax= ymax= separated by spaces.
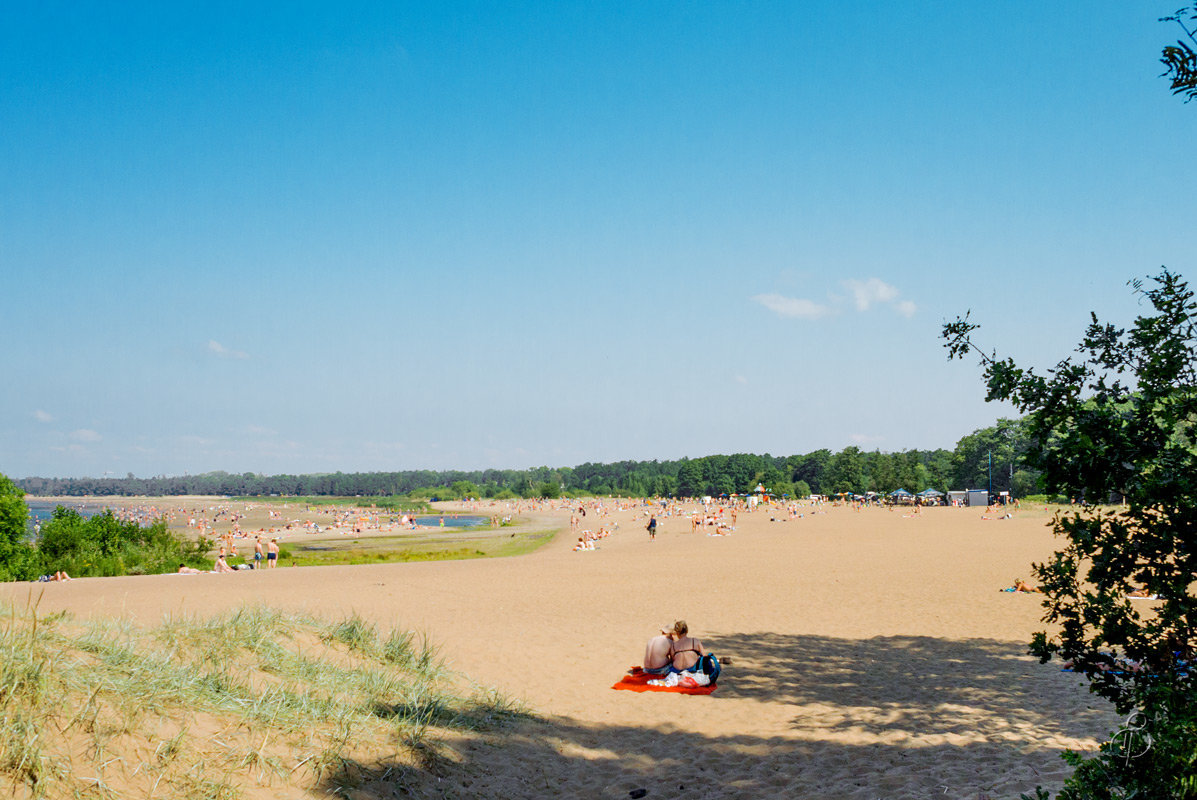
xmin=23 ymin=500 xmax=106 ymax=539
xmin=26 ymin=500 xmax=105 ymax=525
xmin=411 ymin=515 xmax=486 ymax=529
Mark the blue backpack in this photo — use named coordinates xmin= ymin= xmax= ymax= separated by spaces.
xmin=698 ymin=653 xmax=721 ymax=683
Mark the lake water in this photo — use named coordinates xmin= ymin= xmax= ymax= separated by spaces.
xmin=412 ymin=515 xmax=486 ymax=529
xmin=22 ymin=502 xmax=485 ymax=532
xmin=26 ymin=500 xmax=105 ymax=525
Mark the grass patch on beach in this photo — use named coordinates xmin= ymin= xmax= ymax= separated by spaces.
xmin=259 ymin=518 xmax=558 ymax=568
xmin=0 ymin=603 xmax=526 ymax=798
xmin=274 ymin=526 xmax=556 ymax=568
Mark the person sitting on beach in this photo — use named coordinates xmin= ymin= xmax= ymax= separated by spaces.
xmin=214 ymin=554 xmax=236 ymax=573
xmin=643 ymin=620 xmax=716 ymax=687
xmin=667 ymin=620 xmax=706 ymax=672
xmin=641 ymin=627 xmax=675 ymax=675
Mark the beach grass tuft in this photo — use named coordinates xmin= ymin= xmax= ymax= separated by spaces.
xmin=0 ymin=602 xmax=527 ymax=798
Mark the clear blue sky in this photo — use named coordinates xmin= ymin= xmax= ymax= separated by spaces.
xmin=1 ymin=2 xmax=1192 ymax=478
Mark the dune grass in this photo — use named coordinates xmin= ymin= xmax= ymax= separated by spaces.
xmin=0 ymin=602 xmax=526 ymax=798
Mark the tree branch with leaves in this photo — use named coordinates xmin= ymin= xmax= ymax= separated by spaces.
xmin=1162 ymin=5 xmax=1197 ymax=101
xmin=944 ymin=271 xmax=1197 ymax=798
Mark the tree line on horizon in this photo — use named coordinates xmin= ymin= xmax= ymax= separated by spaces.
xmin=14 ymin=418 xmax=1043 ymax=500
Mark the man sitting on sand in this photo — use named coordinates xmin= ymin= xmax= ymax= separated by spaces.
xmin=641 ymin=626 xmax=676 ymax=675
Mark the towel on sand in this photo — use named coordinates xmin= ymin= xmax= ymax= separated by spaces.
xmin=612 ymin=669 xmax=717 ymax=695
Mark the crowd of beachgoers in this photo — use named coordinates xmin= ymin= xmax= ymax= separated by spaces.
xmin=29 ymin=492 xmax=1034 ymax=580
xmin=565 ymin=494 xmax=838 ymax=550
xmin=79 ymin=498 xmax=550 ymax=574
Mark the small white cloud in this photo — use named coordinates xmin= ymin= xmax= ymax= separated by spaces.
xmin=208 ymin=340 xmax=249 ymax=360
xmin=70 ymin=428 xmax=102 ymax=442
xmin=844 ymin=278 xmax=899 ymax=311
xmin=843 ymin=278 xmax=916 ymax=317
xmin=751 ymin=293 xmax=832 ymax=320
xmin=735 ymin=375 xmax=748 ymax=385
xmin=245 ymin=425 xmax=278 ymax=436
xmin=33 ymin=409 xmax=53 ymax=423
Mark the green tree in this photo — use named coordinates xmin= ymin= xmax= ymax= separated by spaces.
xmin=676 ymin=460 xmax=703 ymax=497
xmin=0 ymin=474 xmax=36 ymax=581
xmin=944 ymin=270 xmax=1197 ymax=797
xmin=824 ymin=447 xmax=867 ymax=494
xmin=450 ymin=480 xmax=480 ymax=499
xmin=952 ymin=418 xmax=1035 ymax=496
xmin=1161 ymin=5 xmax=1197 ymax=101
xmin=790 ymin=449 xmax=831 ymax=494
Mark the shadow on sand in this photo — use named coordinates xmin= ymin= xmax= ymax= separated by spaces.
xmin=318 ymin=633 xmax=1116 ymax=800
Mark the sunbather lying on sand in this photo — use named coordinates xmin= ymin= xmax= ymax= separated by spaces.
xmin=1000 ymin=579 xmax=1042 ymax=593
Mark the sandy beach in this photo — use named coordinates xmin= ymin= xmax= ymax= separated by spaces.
xmin=2 ymin=499 xmax=1119 ymax=799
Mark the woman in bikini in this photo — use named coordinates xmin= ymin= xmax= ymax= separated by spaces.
xmin=667 ymin=620 xmax=705 ymax=672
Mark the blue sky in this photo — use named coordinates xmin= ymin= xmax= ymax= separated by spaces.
xmin=1 ymin=2 xmax=1192 ymax=478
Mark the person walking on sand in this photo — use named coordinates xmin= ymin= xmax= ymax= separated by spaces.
xmin=647 ymin=515 xmax=657 ymax=540
xmin=267 ymin=538 xmax=279 ymax=568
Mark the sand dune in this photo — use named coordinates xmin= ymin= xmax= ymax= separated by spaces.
xmin=4 ymin=501 xmax=1117 ymax=798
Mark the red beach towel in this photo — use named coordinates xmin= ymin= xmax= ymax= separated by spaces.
xmin=612 ymin=670 xmax=717 ymax=695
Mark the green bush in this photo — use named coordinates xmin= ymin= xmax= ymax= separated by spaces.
xmin=0 ymin=474 xmax=37 ymax=581
xmin=35 ymin=507 xmax=209 ymax=578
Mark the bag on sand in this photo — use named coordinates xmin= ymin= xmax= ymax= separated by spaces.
xmin=698 ymin=653 xmax=721 ymax=683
